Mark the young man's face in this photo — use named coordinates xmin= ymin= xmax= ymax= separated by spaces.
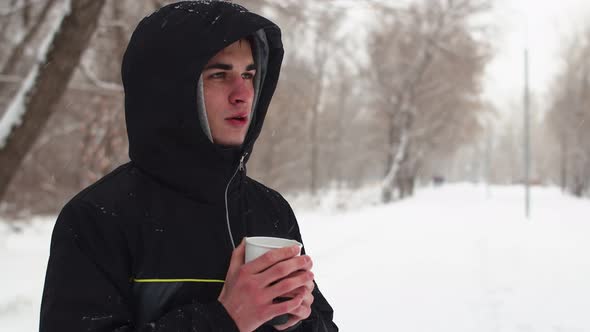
xmin=202 ymin=39 xmax=256 ymax=146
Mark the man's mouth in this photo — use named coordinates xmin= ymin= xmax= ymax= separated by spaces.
xmin=225 ymin=113 xmax=249 ymax=127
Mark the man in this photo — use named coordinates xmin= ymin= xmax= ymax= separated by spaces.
xmin=39 ymin=1 xmax=337 ymax=331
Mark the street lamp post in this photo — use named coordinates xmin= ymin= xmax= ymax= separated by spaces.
xmin=497 ymin=6 xmax=532 ymax=219
xmin=524 ymin=47 xmax=531 ymax=219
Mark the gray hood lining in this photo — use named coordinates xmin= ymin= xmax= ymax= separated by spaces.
xmin=196 ymin=75 xmax=213 ymax=142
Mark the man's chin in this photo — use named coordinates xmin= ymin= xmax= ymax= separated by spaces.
xmin=212 ymin=136 xmax=246 ymax=148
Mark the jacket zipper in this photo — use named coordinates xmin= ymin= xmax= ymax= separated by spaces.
xmin=224 ymin=152 xmax=248 ymax=249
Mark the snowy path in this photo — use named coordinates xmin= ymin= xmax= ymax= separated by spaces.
xmin=298 ymin=185 xmax=590 ymax=331
xmin=1 ymin=184 xmax=589 ymax=331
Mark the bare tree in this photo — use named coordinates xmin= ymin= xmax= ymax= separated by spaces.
xmin=545 ymin=30 xmax=590 ymax=196
xmin=0 ymin=0 xmax=107 ymax=202
xmin=369 ymin=0 xmax=491 ymax=202
xmin=0 ymin=0 xmax=57 ymax=103
xmin=0 ymin=0 xmax=497 ymax=216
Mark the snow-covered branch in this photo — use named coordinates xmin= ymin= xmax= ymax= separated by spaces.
xmin=100 ymin=20 xmax=128 ymax=30
xmin=0 ymin=0 xmax=44 ymax=17
xmin=0 ymin=67 xmax=37 ymax=148
xmin=79 ymin=61 xmax=123 ymax=92
xmin=0 ymin=0 xmax=70 ymax=149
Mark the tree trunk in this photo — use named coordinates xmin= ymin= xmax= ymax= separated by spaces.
xmin=0 ymin=0 xmax=107 ymax=202
xmin=380 ymin=45 xmax=433 ymax=203
xmin=0 ymin=0 xmax=56 ymax=93
xmin=310 ymin=46 xmax=327 ymax=196
xmin=382 ymin=121 xmax=409 ymax=202
xmin=560 ymin=129 xmax=567 ymax=192
xmin=309 ymin=73 xmax=323 ymax=196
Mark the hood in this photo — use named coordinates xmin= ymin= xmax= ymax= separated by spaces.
xmin=121 ymin=1 xmax=284 ymax=203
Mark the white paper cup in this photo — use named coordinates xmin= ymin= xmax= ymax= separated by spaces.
xmin=244 ymin=236 xmax=303 ymax=263
xmin=244 ymin=236 xmax=304 ymax=326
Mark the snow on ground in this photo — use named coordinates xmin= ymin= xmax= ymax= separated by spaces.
xmin=1 ymin=183 xmax=589 ymax=331
xmin=297 ymin=184 xmax=590 ymax=332
xmin=0 ymin=217 xmax=54 ymax=331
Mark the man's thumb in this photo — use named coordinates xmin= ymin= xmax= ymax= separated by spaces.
xmin=228 ymin=238 xmax=246 ymax=273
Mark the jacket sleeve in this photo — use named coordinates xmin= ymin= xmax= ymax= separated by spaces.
xmin=40 ymin=200 xmax=239 ymax=332
xmin=285 ymin=205 xmax=339 ymax=332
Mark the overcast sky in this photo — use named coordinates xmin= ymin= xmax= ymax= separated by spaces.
xmin=482 ymin=0 xmax=590 ymax=115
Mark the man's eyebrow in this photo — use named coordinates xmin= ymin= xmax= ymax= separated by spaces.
xmin=203 ymin=63 xmax=257 ymax=71
xmin=204 ymin=63 xmax=232 ymax=70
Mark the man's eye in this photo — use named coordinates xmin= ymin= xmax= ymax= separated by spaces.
xmin=242 ymin=72 xmax=255 ymax=80
xmin=210 ymin=72 xmax=226 ymax=79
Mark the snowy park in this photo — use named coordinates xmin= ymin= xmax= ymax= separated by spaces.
xmin=2 ymin=0 xmax=590 ymax=331
xmin=1 ymin=183 xmax=589 ymax=331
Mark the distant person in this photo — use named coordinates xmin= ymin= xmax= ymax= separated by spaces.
xmin=433 ymin=175 xmax=445 ymax=187
xmin=40 ymin=1 xmax=337 ymax=331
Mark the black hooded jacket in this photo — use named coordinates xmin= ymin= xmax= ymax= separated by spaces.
xmin=39 ymin=1 xmax=337 ymax=331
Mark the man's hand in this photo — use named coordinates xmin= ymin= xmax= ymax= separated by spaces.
xmin=272 ymin=279 xmax=315 ymax=331
xmin=218 ymin=240 xmax=314 ymax=332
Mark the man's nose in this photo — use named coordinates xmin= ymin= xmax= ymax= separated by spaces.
xmin=229 ymin=78 xmax=254 ymax=105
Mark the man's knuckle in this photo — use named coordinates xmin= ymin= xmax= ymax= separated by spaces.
xmin=278 ymin=279 xmax=293 ymax=292
xmin=275 ymin=264 xmax=289 ymax=276
xmin=290 ymin=279 xmax=304 ymax=292
xmin=263 ymin=251 xmax=276 ymax=264
xmin=295 ymin=274 xmax=307 ymax=285
xmin=279 ymin=300 xmax=293 ymax=312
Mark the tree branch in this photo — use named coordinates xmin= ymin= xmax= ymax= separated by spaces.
xmin=0 ymin=0 xmax=43 ymax=17
xmin=79 ymin=60 xmax=123 ymax=92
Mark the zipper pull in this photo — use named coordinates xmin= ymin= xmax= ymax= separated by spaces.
xmin=238 ymin=153 xmax=248 ymax=171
